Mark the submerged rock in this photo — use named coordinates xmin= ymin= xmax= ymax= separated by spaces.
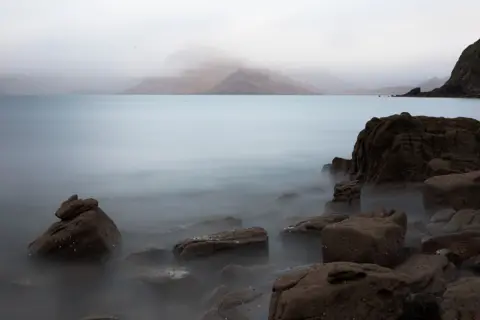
xmin=28 ymin=195 xmax=121 ymax=261
xmin=173 ymin=227 xmax=268 ymax=260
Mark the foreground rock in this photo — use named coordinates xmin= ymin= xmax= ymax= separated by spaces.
xmin=324 ymin=180 xmax=361 ymax=213
xmin=423 ymin=171 xmax=480 ymax=212
xmin=282 ymin=214 xmax=349 ymax=235
xmin=173 ymin=227 xmax=268 ymax=260
xmin=28 ymin=195 xmax=121 ymax=261
xmin=269 ymin=262 xmax=411 ymax=320
xmin=321 ymin=211 xmax=406 ymax=267
xmin=441 ymin=278 xmax=480 ymax=320
xmin=346 ymin=112 xmax=480 ymax=185
xmin=422 ymin=231 xmax=480 ymax=264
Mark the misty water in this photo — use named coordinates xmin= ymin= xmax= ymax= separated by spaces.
xmin=1 ymin=95 xmax=480 ymax=319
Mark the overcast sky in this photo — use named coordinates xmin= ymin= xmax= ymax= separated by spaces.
xmin=1 ymin=0 xmax=479 ymax=79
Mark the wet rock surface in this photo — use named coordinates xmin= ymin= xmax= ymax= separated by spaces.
xmin=281 ymin=213 xmax=349 ymax=235
xmin=28 ymin=196 xmax=121 ymax=261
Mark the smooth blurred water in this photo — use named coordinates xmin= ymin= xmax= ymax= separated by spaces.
xmin=1 ymin=95 xmax=480 ymax=319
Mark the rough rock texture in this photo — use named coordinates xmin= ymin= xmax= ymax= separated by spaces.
xmin=268 ymin=262 xmax=411 ymax=320
xmin=422 ymin=231 xmax=480 ymax=263
xmin=402 ymin=38 xmax=480 ymax=98
xmin=202 ymin=287 xmax=265 ymax=320
xmin=282 ymin=214 xmax=349 ymax=234
xmin=441 ymin=278 xmax=480 ymax=320
xmin=173 ymin=227 xmax=268 ymax=259
xmin=394 ymin=254 xmax=455 ymax=294
xmin=423 ymin=171 xmax=480 ymax=212
xmin=324 ymin=180 xmax=361 ymax=213
xmin=348 ymin=113 xmax=480 ymax=185
xmin=321 ymin=213 xmax=406 ymax=267
xmin=28 ymin=196 xmax=121 ymax=261
xmin=55 ymin=196 xmax=99 ymax=220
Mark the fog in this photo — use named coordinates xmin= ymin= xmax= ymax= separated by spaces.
xmin=1 ymin=0 xmax=480 ymax=85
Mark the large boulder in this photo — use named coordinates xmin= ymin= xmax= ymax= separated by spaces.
xmin=348 ymin=113 xmax=480 ymax=185
xmin=324 ymin=180 xmax=361 ymax=213
xmin=173 ymin=227 xmax=268 ymax=260
xmin=321 ymin=212 xmax=406 ymax=267
xmin=441 ymin=278 xmax=480 ymax=320
xmin=423 ymin=171 xmax=480 ymax=212
xmin=268 ymin=262 xmax=411 ymax=320
xmin=28 ymin=196 xmax=121 ymax=261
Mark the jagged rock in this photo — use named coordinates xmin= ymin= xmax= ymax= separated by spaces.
xmin=423 ymin=171 xmax=480 ymax=212
xmin=441 ymin=278 xmax=480 ymax=320
xmin=282 ymin=214 xmax=349 ymax=234
xmin=173 ymin=227 xmax=268 ymax=259
xmin=347 ymin=113 xmax=480 ymax=185
xmin=268 ymin=262 xmax=411 ymax=320
xmin=55 ymin=197 xmax=99 ymax=220
xmin=321 ymin=213 xmax=406 ymax=267
xmin=28 ymin=196 xmax=121 ymax=261
xmin=324 ymin=180 xmax=361 ymax=213
xmin=395 ymin=254 xmax=455 ymax=294
xmin=421 ymin=231 xmax=480 ymax=263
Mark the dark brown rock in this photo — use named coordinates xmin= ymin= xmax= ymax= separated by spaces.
xmin=268 ymin=262 xmax=411 ymax=320
xmin=55 ymin=197 xmax=99 ymax=221
xmin=173 ymin=227 xmax=268 ymax=259
xmin=324 ymin=180 xmax=361 ymax=213
xmin=348 ymin=113 xmax=480 ymax=185
xmin=282 ymin=214 xmax=349 ymax=234
xmin=441 ymin=278 xmax=480 ymax=320
xmin=321 ymin=214 xmax=406 ymax=267
xmin=28 ymin=198 xmax=121 ymax=261
xmin=421 ymin=231 xmax=480 ymax=263
xmin=423 ymin=171 xmax=480 ymax=212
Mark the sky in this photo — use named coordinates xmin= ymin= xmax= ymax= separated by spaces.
xmin=1 ymin=0 xmax=479 ymax=81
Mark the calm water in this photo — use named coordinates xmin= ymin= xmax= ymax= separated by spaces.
xmin=0 ymin=95 xmax=479 ymax=319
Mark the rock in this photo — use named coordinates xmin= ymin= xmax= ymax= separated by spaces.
xmin=202 ymin=287 xmax=264 ymax=320
xmin=441 ymin=278 xmax=480 ymax=320
xmin=173 ymin=227 xmax=268 ymax=260
xmin=403 ymin=87 xmax=421 ymax=96
xmin=357 ymin=208 xmax=408 ymax=232
xmin=268 ymin=262 xmax=411 ymax=320
xmin=427 ymin=158 xmax=459 ymax=176
xmin=324 ymin=180 xmax=361 ymax=213
xmin=202 ymin=285 xmax=230 ymax=309
xmin=423 ymin=171 xmax=480 ymax=212
xmin=125 ymin=247 xmax=171 ymax=265
xmin=28 ymin=198 xmax=121 ymax=261
xmin=282 ymin=214 xmax=349 ymax=234
xmin=321 ymin=215 xmax=405 ymax=267
xmin=421 ymin=231 xmax=480 ymax=262
xmin=436 ymin=248 xmax=462 ymax=267
xmin=430 ymin=208 xmax=456 ymax=223
xmin=395 ymin=254 xmax=455 ymax=294
xmin=398 ymin=293 xmax=441 ymax=320
xmin=441 ymin=209 xmax=476 ymax=233
xmin=55 ymin=197 xmax=99 ymax=220
xmin=347 ymin=113 xmax=480 ymax=185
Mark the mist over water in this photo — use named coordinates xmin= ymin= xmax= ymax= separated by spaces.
xmin=1 ymin=95 xmax=480 ymax=319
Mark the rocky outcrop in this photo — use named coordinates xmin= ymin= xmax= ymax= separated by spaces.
xmin=423 ymin=171 xmax=480 ymax=212
xmin=348 ymin=112 xmax=480 ymax=185
xmin=422 ymin=231 xmax=480 ymax=263
xmin=268 ymin=262 xmax=412 ymax=320
xmin=402 ymin=38 xmax=480 ymax=98
xmin=321 ymin=211 xmax=406 ymax=267
xmin=28 ymin=195 xmax=121 ymax=261
xmin=441 ymin=278 xmax=480 ymax=320
xmin=173 ymin=227 xmax=268 ymax=259
xmin=282 ymin=214 xmax=349 ymax=235
xmin=324 ymin=180 xmax=361 ymax=213
xmin=404 ymin=87 xmax=421 ymax=96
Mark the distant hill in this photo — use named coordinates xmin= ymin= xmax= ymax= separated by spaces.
xmin=402 ymin=38 xmax=480 ymax=98
xmin=125 ymin=65 xmax=317 ymax=95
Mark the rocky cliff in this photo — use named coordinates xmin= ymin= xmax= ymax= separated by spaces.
xmin=402 ymin=38 xmax=480 ymax=98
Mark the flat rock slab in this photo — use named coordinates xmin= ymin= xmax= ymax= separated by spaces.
xmin=173 ymin=227 xmax=268 ymax=259
xmin=423 ymin=171 xmax=480 ymax=212
xmin=268 ymin=262 xmax=411 ymax=320
xmin=321 ymin=215 xmax=405 ymax=267
xmin=282 ymin=214 xmax=349 ymax=234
